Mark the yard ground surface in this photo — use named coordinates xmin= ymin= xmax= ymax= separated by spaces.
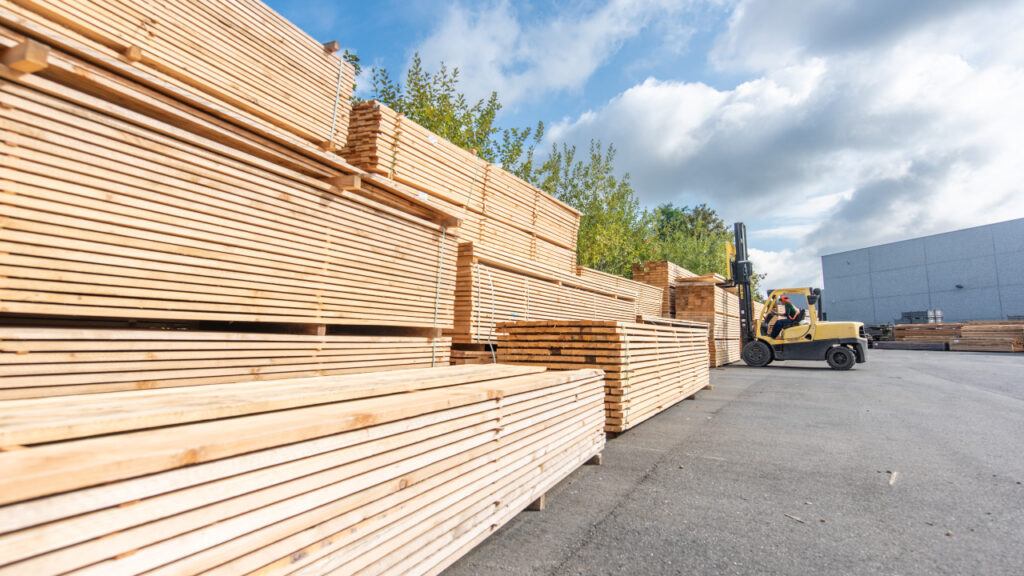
xmin=443 ymin=349 xmax=1024 ymax=575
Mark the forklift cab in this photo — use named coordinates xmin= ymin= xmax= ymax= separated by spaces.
xmin=756 ymin=288 xmax=820 ymax=344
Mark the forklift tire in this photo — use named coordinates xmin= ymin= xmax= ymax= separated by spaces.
xmin=826 ymin=346 xmax=856 ymax=370
xmin=742 ymin=340 xmax=772 ymax=367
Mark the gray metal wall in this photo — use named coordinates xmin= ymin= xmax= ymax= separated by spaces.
xmin=821 ymin=218 xmax=1024 ymax=324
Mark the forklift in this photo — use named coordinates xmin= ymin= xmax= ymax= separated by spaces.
xmin=729 ymin=223 xmax=868 ymax=370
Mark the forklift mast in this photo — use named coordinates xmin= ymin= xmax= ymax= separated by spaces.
xmin=731 ymin=222 xmax=755 ymax=344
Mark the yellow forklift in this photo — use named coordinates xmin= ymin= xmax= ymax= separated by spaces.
xmin=730 ymin=223 xmax=868 ymax=370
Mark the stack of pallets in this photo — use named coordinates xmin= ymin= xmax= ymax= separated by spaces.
xmin=674 ymin=278 xmax=741 ymax=366
xmin=951 ymin=322 xmax=1024 ymax=352
xmin=497 ymin=320 xmax=710 ymax=433
xmin=0 ymin=365 xmax=606 ymax=575
xmin=632 ymin=261 xmax=699 ymax=317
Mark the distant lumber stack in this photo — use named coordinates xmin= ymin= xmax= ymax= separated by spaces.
xmin=452 ymin=244 xmax=638 ymax=346
xmin=0 ymin=365 xmax=606 ymax=575
xmin=497 ymin=320 xmax=710 ymax=433
xmin=894 ymin=323 xmax=961 ymax=345
xmin=674 ymin=276 xmax=741 ymax=366
xmin=951 ymin=322 xmax=1024 ymax=352
xmin=632 ymin=261 xmax=699 ymax=317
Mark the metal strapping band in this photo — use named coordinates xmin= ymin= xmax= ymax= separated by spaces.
xmin=327 ymin=58 xmax=345 ymax=148
xmin=622 ymin=324 xmax=632 ymax=430
xmin=484 ymin=267 xmax=498 ymax=364
xmin=431 ymin=226 xmax=447 ymax=367
xmin=525 ymin=277 xmax=530 ymax=320
xmin=388 ymin=114 xmax=404 ymax=179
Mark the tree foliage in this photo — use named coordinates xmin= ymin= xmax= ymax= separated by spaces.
xmin=369 ymin=54 xmax=542 ymax=180
xmin=648 ymin=203 xmax=731 ymax=277
xmin=535 ymin=142 xmax=651 ymax=277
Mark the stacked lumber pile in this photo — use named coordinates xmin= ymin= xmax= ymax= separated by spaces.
xmin=0 ymin=327 xmax=452 ymax=400
xmin=894 ymin=323 xmax=962 ymax=344
xmin=343 ymin=101 xmax=580 ymax=273
xmin=0 ymin=365 xmax=606 ymax=575
xmin=576 ymin=266 xmax=664 ymax=318
xmin=0 ymin=0 xmax=355 ymax=151
xmin=0 ymin=78 xmax=456 ymax=327
xmin=674 ymin=279 xmax=742 ymax=367
xmin=497 ymin=320 xmax=709 ymax=433
xmin=452 ymin=244 xmax=637 ymax=345
xmin=632 ymin=261 xmax=698 ymax=317
xmin=951 ymin=322 xmax=1024 ymax=352
xmin=1 ymin=1 xmax=461 ymax=397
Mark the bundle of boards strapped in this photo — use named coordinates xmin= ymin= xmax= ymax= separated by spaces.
xmin=342 ymin=100 xmax=580 ymax=274
xmin=452 ymin=244 xmax=638 ymax=345
xmin=497 ymin=320 xmax=711 ymax=433
xmin=0 ymin=365 xmax=606 ymax=576
xmin=673 ymin=277 xmax=742 ymax=366
xmin=0 ymin=0 xmax=460 ymax=376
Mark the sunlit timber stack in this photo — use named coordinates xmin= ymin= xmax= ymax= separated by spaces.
xmin=342 ymin=100 xmax=667 ymax=357
xmin=674 ymin=274 xmax=743 ymax=367
xmin=0 ymin=0 xmax=622 ymax=573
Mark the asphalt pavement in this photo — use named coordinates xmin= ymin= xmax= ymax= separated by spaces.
xmin=443 ymin=349 xmax=1024 ymax=576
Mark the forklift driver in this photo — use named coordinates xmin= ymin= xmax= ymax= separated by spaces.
xmin=769 ymin=296 xmax=802 ymax=338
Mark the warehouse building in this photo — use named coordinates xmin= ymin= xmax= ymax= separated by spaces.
xmin=821 ymin=218 xmax=1024 ymax=324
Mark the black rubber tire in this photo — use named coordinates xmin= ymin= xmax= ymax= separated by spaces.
xmin=742 ymin=340 xmax=773 ymax=367
xmin=826 ymin=346 xmax=856 ymax=370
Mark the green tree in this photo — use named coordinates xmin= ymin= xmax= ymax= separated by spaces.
xmin=536 ymin=141 xmax=652 ymax=277
xmin=649 ymin=203 xmax=731 ymax=277
xmin=368 ymin=54 xmax=542 ymax=180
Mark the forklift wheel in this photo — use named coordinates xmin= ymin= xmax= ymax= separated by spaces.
xmin=826 ymin=346 xmax=856 ymax=370
xmin=742 ymin=340 xmax=772 ymax=367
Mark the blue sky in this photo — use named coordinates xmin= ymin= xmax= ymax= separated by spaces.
xmin=266 ymin=0 xmax=1024 ymax=290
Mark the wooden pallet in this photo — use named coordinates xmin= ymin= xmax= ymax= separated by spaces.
xmin=496 ymin=320 xmax=710 ymax=433
xmin=0 ymin=365 xmax=605 ymax=575
xmin=341 ymin=101 xmax=580 ymax=254
xmin=0 ymin=76 xmax=457 ymax=328
xmin=631 ymin=261 xmax=698 ymax=317
xmin=0 ymin=0 xmax=355 ymax=151
xmin=0 ymin=327 xmax=453 ymax=399
xmin=450 ymin=244 xmax=638 ymax=345
xmin=674 ymin=283 xmax=741 ymax=365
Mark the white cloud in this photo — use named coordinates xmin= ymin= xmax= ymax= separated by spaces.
xmin=749 ymin=247 xmax=822 ymax=291
xmin=412 ymin=0 xmax=698 ymax=104
xmin=548 ymin=0 xmax=1024 ymax=289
